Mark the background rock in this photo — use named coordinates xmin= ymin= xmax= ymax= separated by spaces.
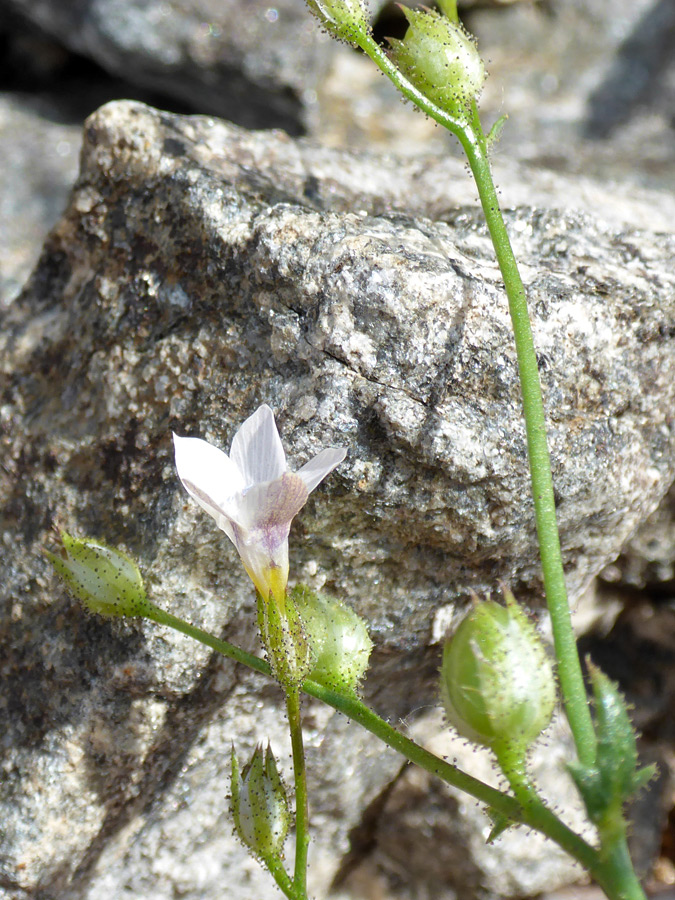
xmin=1 ymin=0 xmax=332 ymax=133
xmin=1 ymin=99 xmax=674 ymax=899
xmin=2 ymin=0 xmax=675 ymax=895
xmin=0 ymin=95 xmax=80 ymax=308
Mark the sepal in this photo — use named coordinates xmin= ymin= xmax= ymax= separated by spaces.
xmin=568 ymin=663 xmax=656 ymax=824
xmin=231 ymin=744 xmax=291 ymax=861
xmin=257 ymin=591 xmax=315 ymax=688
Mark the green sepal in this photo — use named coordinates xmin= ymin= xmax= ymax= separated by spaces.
xmin=486 ymin=114 xmax=508 ymax=151
xmin=47 ymin=532 xmax=151 ymax=618
xmin=257 ymin=591 xmax=315 ymax=689
xmin=231 ymin=743 xmax=291 ymax=862
xmin=568 ymin=663 xmax=655 ymax=824
xmin=485 ymin=807 xmax=514 ymax=843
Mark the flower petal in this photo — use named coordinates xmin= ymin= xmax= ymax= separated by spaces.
xmin=237 ymin=473 xmax=309 ymax=539
xmin=296 ymin=447 xmax=347 ymax=493
xmin=173 ymin=434 xmax=246 ymax=538
xmin=229 ymin=405 xmax=287 ymax=488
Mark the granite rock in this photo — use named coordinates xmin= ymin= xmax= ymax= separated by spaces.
xmin=1 ymin=100 xmax=675 ymax=898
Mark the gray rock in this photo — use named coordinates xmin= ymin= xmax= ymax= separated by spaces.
xmin=0 ymin=95 xmax=81 ymax=308
xmin=601 ymin=483 xmax=675 ymax=589
xmin=469 ymin=0 xmax=675 ymax=190
xmin=2 ymin=99 xmax=674 ymax=898
xmin=1 ymin=0 xmax=334 ymax=133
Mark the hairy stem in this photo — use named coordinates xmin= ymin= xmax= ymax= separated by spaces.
xmin=143 ymin=603 xmax=598 ymax=871
xmin=286 ymin=687 xmax=310 ymax=898
xmin=461 ymin=108 xmax=596 ymax=769
xmin=265 ymin=855 xmax=297 ymax=900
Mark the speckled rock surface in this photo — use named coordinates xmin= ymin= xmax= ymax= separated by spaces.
xmin=1 ymin=100 xmax=675 ymax=898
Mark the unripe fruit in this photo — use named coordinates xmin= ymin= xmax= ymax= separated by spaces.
xmin=291 ymin=585 xmax=372 ymax=694
xmin=306 ymin=0 xmax=370 ymax=44
xmin=441 ymin=593 xmax=555 ymax=752
xmin=388 ymin=8 xmax=485 ymax=120
xmin=231 ymin=744 xmax=291 ymax=861
xmin=47 ymin=533 xmax=150 ymax=618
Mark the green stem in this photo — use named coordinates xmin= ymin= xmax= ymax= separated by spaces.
xmin=142 ymin=602 xmax=597 ymax=871
xmin=286 ymin=688 xmax=310 ymax=899
xmin=594 ymin=826 xmax=647 ymax=900
xmin=354 ymin=21 xmax=596 ymax=772
xmin=461 ymin=109 xmax=596 ymax=769
xmin=494 ymin=741 xmax=541 ymax=813
xmin=265 ymin=855 xmax=297 ymax=900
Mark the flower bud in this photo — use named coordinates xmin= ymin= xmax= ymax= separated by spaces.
xmin=305 ymin=0 xmax=370 ymax=44
xmin=46 ymin=533 xmax=150 ymax=618
xmin=441 ymin=592 xmax=555 ymax=753
xmin=291 ymin=585 xmax=372 ymax=694
xmin=388 ymin=8 xmax=485 ymax=120
xmin=231 ymin=744 xmax=291 ymax=861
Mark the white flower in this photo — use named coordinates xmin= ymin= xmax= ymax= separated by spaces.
xmin=173 ymin=405 xmax=346 ymax=604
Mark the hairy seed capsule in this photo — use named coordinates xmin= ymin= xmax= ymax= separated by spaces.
xmin=305 ymin=0 xmax=370 ymax=44
xmin=291 ymin=584 xmax=372 ymax=694
xmin=231 ymin=744 xmax=291 ymax=861
xmin=441 ymin=593 xmax=556 ymax=752
xmin=388 ymin=8 xmax=485 ymax=120
xmin=47 ymin=533 xmax=150 ymax=618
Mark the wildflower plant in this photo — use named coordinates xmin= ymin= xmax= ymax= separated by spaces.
xmin=48 ymin=2 xmax=655 ymax=899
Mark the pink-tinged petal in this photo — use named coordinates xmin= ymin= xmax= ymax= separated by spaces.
xmin=296 ymin=447 xmax=347 ymax=493
xmin=229 ymin=405 xmax=287 ymax=488
xmin=236 ymin=473 xmax=309 ymax=538
xmin=173 ymin=434 xmax=246 ymax=538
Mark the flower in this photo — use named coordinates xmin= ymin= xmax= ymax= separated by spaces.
xmin=173 ymin=405 xmax=346 ymax=604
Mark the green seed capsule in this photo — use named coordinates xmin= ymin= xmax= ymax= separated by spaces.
xmin=441 ymin=593 xmax=556 ymax=752
xmin=46 ymin=533 xmax=150 ymax=618
xmin=388 ymin=7 xmax=485 ymax=120
xmin=305 ymin=0 xmax=370 ymax=44
xmin=291 ymin=585 xmax=372 ymax=694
